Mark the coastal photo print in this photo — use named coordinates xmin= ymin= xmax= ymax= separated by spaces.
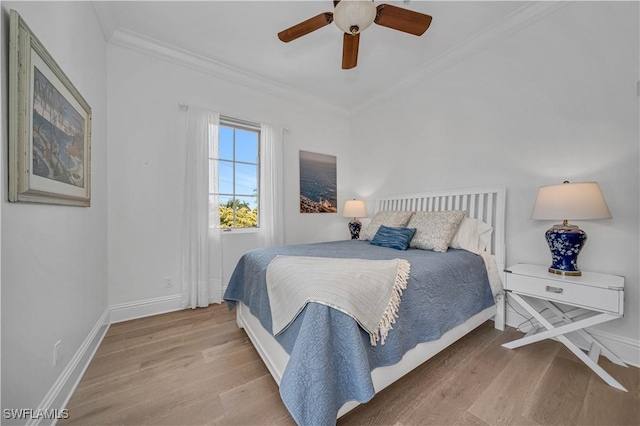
xmin=299 ymin=150 xmax=337 ymax=213
xmin=9 ymin=10 xmax=92 ymax=206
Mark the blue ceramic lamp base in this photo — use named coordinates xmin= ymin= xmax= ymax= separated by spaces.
xmin=545 ymin=224 xmax=587 ymax=276
xmin=348 ymin=219 xmax=362 ymax=240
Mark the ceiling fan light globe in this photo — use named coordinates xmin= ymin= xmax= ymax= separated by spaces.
xmin=334 ymin=0 xmax=376 ymax=34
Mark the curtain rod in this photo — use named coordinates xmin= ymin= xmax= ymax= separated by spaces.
xmin=178 ymin=102 xmax=289 ymax=131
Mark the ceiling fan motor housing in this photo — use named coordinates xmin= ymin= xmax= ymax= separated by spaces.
xmin=334 ymin=0 xmax=377 ymax=35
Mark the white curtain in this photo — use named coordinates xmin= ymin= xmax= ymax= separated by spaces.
xmin=260 ymin=124 xmax=285 ymax=247
xmin=181 ymin=106 xmax=222 ymax=308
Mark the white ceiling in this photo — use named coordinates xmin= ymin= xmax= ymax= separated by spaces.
xmin=97 ymin=1 xmax=534 ymax=111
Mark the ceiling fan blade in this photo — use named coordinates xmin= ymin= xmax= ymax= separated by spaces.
xmin=342 ymin=32 xmax=360 ymax=69
xmin=374 ymin=4 xmax=432 ymax=36
xmin=278 ymin=12 xmax=334 ymax=42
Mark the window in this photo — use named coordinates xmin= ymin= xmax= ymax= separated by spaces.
xmin=210 ymin=116 xmax=260 ymax=229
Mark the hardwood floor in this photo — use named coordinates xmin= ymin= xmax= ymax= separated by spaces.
xmin=62 ymin=304 xmax=640 ymax=425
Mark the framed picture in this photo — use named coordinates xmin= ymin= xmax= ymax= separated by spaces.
xmin=299 ymin=150 xmax=337 ymax=213
xmin=9 ymin=10 xmax=92 ymax=206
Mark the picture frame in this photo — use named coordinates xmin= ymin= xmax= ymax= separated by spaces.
xmin=9 ymin=10 xmax=92 ymax=207
xmin=299 ymin=150 xmax=337 ymax=213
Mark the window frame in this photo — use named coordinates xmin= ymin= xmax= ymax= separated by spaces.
xmin=211 ymin=115 xmax=261 ymax=230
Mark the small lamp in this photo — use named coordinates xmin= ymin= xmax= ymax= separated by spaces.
xmin=531 ymin=181 xmax=612 ymax=276
xmin=343 ymin=200 xmax=367 ymax=240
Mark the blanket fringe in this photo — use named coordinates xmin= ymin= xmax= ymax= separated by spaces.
xmin=370 ymin=259 xmax=411 ymax=346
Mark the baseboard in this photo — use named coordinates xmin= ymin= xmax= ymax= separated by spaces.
xmin=588 ymin=329 xmax=640 ymax=368
xmin=109 ymin=294 xmax=183 ymax=323
xmin=504 ymin=303 xmax=640 ymax=368
xmin=27 ymin=307 xmax=110 ymax=426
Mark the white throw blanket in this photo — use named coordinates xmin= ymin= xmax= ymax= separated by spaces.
xmin=266 ymin=255 xmax=410 ymax=346
xmin=478 ymin=250 xmax=504 ymax=300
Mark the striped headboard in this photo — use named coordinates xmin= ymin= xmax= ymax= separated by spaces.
xmin=375 ymin=185 xmax=506 ymax=269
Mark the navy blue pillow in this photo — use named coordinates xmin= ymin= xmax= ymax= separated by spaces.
xmin=370 ymin=225 xmax=417 ymax=251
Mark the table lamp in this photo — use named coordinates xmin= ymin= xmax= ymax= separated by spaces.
xmin=531 ymin=181 xmax=612 ymax=276
xmin=343 ymin=200 xmax=367 ymax=239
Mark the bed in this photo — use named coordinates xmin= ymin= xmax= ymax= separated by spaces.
xmin=224 ymin=185 xmax=506 ymax=425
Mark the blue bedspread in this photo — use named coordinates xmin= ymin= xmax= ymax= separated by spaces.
xmin=223 ymin=240 xmax=494 ymax=426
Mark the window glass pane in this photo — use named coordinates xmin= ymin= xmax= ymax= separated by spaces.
xmin=219 ymin=126 xmax=234 ymax=160
xmin=211 ymin=118 xmax=261 ymax=229
xmin=235 ymin=130 xmax=259 ymax=164
xmin=234 ymin=196 xmax=258 ymax=228
xmin=218 ymin=160 xmax=234 ymax=194
xmin=236 ymin=196 xmax=259 ymax=212
xmin=218 ymin=195 xmax=234 ymax=228
xmin=234 ymin=163 xmax=258 ymax=196
xmin=218 ymin=195 xmax=234 ymax=206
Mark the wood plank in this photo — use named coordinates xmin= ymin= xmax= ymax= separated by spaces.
xmin=92 ymin=332 xmax=125 ymax=357
xmin=219 ymin=374 xmax=280 ymax=414
xmin=202 ymin=337 xmax=252 ymax=363
xmin=523 ymin=355 xmax=591 ymax=424
xmin=467 ymin=339 xmax=560 ymax=425
xmin=150 ymin=397 xmax=226 ymax=425
xmin=107 ymin=305 xmax=229 ymax=335
xmin=69 ymin=337 xmax=260 ymax=406
xmin=84 ymin=326 xmax=246 ymax=384
xmin=62 ymin=304 xmax=640 ymax=426
xmin=399 ymin=327 xmax=520 ymax=425
xmin=122 ymin=316 xmax=220 ymax=345
xmin=576 ymin=357 xmax=640 ymax=425
xmin=339 ymin=321 xmax=501 ymax=425
xmin=219 ymin=374 xmax=296 ymax=425
xmin=458 ymin=410 xmax=489 ymax=425
xmin=64 ymin=357 xmax=267 ymax=424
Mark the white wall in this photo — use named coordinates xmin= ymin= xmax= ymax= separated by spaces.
xmin=0 ymin=1 xmax=108 ymax=418
xmin=350 ymin=2 xmax=639 ymax=348
xmin=107 ymin=42 xmax=351 ymax=306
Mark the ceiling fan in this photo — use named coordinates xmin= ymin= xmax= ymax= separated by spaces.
xmin=277 ymin=0 xmax=432 ymax=70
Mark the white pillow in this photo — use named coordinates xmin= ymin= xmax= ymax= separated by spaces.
xmin=407 ymin=210 xmax=466 ymax=252
xmin=450 ymin=217 xmax=493 ymax=254
xmin=360 ymin=210 xmax=415 ymax=241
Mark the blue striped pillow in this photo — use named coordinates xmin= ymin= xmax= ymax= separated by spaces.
xmin=370 ymin=225 xmax=417 ymax=251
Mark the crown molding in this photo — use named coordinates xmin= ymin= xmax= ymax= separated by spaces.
xmin=96 ymin=1 xmax=568 ymax=117
xmin=107 ymin=27 xmax=349 ymax=116
xmin=350 ymin=0 xmax=571 ymax=116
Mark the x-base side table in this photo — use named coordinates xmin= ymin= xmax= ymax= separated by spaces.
xmin=502 ymin=263 xmax=627 ymax=392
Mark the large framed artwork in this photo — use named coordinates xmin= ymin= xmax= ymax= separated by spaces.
xmin=9 ymin=10 xmax=92 ymax=206
xmin=299 ymin=150 xmax=337 ymax=213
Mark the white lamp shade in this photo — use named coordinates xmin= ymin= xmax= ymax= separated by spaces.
xmin=334 ymin=0 xmax=377 ymax=34
xmin=531 ymin=181 xmax=612 ymax=221
xmin=343 ymin=200 xmax=367 ymax=218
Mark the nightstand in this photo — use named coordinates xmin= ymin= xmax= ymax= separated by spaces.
xmin=502 ymin=263 xmax=627 ymax=392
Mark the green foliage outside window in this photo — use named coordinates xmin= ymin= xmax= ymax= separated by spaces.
xmin=219 ymin=199 xmax=258 ymax=228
